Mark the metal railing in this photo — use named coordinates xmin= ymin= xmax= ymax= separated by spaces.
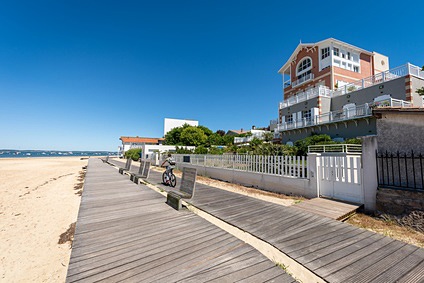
xmin=277 ymin=98 xmax=412 ymax=132
xmin=377 ymin=151 xmax=424 ymax=191
xmin=278 ymin=103 xmax=372 ymax=131
xmin=291 ymin=73 xmax=314 ymax=88
xmin=332 ymin=63 xmax=424 ymax=97
xmin=173 ymin=154 xmax=308 ymax=179
xmin=280 ymin=63 xmax=423 ymax=109
xmin=280 ymin=85 xmax=331 ymax=109
xmin=308 ymin=144 xmax=362 ymax=153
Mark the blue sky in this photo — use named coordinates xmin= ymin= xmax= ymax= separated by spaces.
xmin=0 ymin=0 xmax=423 ymax=151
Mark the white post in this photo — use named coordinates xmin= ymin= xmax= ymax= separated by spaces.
xmin=361 ymin=136 xmax=378 ymax=212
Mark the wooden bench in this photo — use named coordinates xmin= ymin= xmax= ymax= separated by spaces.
xmin=101 ymin=155 xmax=109 ymax=163
xmin=166 ymin=167 xmax=197 ymax=210
xmin=129 ymin=160 xmax=151 ymax=184
xmin=118 ymin=158 xmax=132 ymax=174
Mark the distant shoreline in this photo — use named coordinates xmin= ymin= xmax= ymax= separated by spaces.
xmin=0 ymin=149 xmax=117 ymax=159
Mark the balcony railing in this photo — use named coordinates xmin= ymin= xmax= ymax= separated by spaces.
xmin=280 ymin=85 xmax=331 ymax=109
xmin=280 ymin=63 xmax=424 ymax=109
xmin=291 ymin=73 xmax=314 ymax=88
xmin=277 ymin=98 xmax=412 ymax=132
xmin=332 ymin=63 xmax=424 ymax=97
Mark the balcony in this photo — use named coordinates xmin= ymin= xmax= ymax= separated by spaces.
xmin=291 ymin=73 xmax=314 ymax=88
xmin=280 ymin=85 xmax=331 ymax=109
xmin=279 ymin=63 xmax=424 ymax=110
xmin=277 ymin=98 xmax=412 ymax=132
xmin=332 ymin=63 xmax=424 ymax=97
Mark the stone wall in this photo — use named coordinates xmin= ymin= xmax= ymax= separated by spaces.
xmin=376 ymin=187 xmax=424 ymax=215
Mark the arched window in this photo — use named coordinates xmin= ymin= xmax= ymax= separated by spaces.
xmin=296 ymin=57 xmax=312 ymax=77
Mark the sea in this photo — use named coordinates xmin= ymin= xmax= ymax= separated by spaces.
xmin=0 ymin=149 xmax=117 ymax=158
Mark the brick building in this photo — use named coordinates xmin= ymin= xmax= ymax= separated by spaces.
xmin=273 ymin=38 xmax=424 ymax=144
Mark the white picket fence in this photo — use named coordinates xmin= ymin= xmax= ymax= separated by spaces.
xmin=173 ymin=154 xmax=308 ymax=178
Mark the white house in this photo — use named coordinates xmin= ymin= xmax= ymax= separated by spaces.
xmin=164 ymin=118 xmax=199 ymax=136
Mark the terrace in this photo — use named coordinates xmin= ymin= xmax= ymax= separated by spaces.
xmin=279 ymin=63 xmax=424 ymax=110
xmin=277 ymin=98 xmax=412 ymax=132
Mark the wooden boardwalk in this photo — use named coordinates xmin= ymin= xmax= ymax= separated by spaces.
xmin=139 ymin=164 xmax=424 ymax=283
xmin=293 ymin=197 xmax=361 ymax=220
xmin=67 ymin=159 xmax=294 ymax=282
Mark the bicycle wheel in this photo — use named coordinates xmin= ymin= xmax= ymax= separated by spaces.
xmin=169 ymin=173 xmax=177 ymax=187
xmin=162 ymin=172 xmax=167 ymax=185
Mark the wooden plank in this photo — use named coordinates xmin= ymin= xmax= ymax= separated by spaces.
xmin=310 ymin=236 xmax=398 ymax=275
xmin=339 ymin=244 xmax=419 ymax=283
xmin=67 ymin=159 xmax=290 ymax=283
xmin=293 ymin=197 xmax=361 ymax=220
xmin=144 ymin=164 xmax=424 ymax=282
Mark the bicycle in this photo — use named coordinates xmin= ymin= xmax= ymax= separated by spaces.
xmin=162 ymin=168 xmax=177 ymax=187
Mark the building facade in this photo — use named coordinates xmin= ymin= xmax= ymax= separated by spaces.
xmin=164 ymin=118 xmax=199 ymax=136
xmin=275 ymin=38 xmax=424 ymax=144
xmin=119 ymin=136 xmax=164 ymax=157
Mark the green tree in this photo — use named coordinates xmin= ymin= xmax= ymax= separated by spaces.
xmin=294 ymin=134 xmax=334 ymax=156
xmin=216 ymin=130 xmax=225 ymax=136
xmin=263 ymin=132 xmax=274 ymax=142
xmin=180 ymin=126 xmax=208 ymax=146
xmin=197 ymin=125 xmax=213 ymax=136
xmin=223 ymin=135 xmax=235 ymax=145
xmin=164 ymin=123 xmax=191 ymax=145
xmin=207 ymin=133 xmax=224 ymax=146
xmin=209 ymin=147 xmax=224 ymax=155
xmin=194 ymin=145 xmax=208 ymax=154
xmin=345 ymin=138 xmax=362 ymax=144
xmin=175 ymin=146 xmax=193 ymax=154
xmin=124 ymin=148 xmax=142 ymax=161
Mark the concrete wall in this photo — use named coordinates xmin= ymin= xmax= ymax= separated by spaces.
xmin=410 ymin=76 xmax=424 ymax=107
xmin=280 ymin=97 xmax=320 ymax=117
xmin=176 ymin=163 xmax=317 ymax=198
xmin=375 ymin=110 xmax=424 ymax=154
xmin=331 ymin=77 xmax=406 ymax=110
xmin=281 ymin=118 xmax=376 ymax=144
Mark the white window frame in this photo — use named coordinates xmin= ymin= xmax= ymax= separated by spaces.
xmin=302 ymin=109 xmax=312 ymax=121
xmin=286 ymin=114 xmax=293 ymax=124
xmin=296 ymin=57 xmax=312 ymax=77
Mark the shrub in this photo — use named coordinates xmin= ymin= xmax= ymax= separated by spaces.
xmin=124 ymin=148 xmax=142 ymax=161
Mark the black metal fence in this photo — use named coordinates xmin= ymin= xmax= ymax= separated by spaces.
xmin=376 ymin=151 xmax=424 ymax=191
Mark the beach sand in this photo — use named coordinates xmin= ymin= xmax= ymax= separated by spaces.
xmin=0 ymin=157 xmax=88 ymax=282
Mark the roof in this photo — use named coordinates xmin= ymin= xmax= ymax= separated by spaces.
xmin=278 ymin=38 xmax=374 ymax=74
xmin=120 ymin=136 xmax=165 ymax=144
xmin=226 ymin=129 xmax=249 ymax=136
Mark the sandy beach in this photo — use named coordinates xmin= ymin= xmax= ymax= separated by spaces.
xmin=0 ymin=157 xmax=88 ymax=282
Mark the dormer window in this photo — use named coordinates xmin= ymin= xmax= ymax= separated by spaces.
xmin=297 ymin=57 xmax=312 ymax=77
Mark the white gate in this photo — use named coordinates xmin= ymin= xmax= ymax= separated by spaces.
xmin=318 ymin=154 xmax=364 ymax=204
